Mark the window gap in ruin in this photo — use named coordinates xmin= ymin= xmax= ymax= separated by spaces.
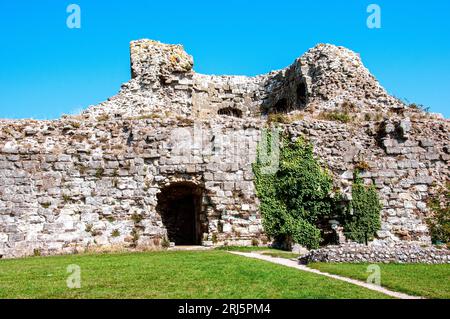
xmin=217 ymin=107 xmax=243 ymax=118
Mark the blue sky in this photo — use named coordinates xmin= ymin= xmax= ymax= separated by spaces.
xmin=0 ymin=0 xmax=449 ymax=119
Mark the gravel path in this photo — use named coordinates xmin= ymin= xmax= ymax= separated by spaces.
xmin=229 ymin=251 xmax=423 ymax=299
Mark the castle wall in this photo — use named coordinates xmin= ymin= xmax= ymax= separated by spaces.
xmin=288 ymin=117 xmax=449 ymax=243
xmin=0 ymin=39 xmax=448 ymax=259
xmin=1 ymin=113 xmax=448 ymax=258
xmin=0 ymin=118 xmax=265 ymax=258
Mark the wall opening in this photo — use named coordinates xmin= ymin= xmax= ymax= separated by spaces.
xmin=218 ymin=107 xmax=243 ymax=118
xmin=273 ymin=98 xmax=289 ymax=113
xmin=296 ymin=81 xmax=307 ymax=107
xmin=156 ymin=182 xmax=203 ymax=245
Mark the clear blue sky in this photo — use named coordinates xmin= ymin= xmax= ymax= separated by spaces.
xmin=0 ymin=0 xmax=449 ymax=119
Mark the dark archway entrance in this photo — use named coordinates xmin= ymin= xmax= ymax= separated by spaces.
xmin=156 ymin=182 xmax=203 ymax=245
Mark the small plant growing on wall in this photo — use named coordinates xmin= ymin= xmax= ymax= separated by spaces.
xmin=130 ymin=228 xmax=140 ymax=247
xmin=62 ymin=194 xmax=71 ymax=204
xmin=161 ymin=236 xmax=171 ymax=249
xmin=111 ymin=229 xmax=120 ymax=237
xmin=106 ymin=216 xmax=115 ymax=223
xmin=131 ymin=213 xmax=143 ymax=224
xmin=40 ymin=202 xmax=51 ymax=209
xmin=211 ymin=233 xmax=218 ymax=244
xmin=85 ymin=224 xmax=93 ymax=233
xmin=354 ymin=160 xmax=370 ymax=171
xmin=95 ymin=168 xmax=104 ymax=179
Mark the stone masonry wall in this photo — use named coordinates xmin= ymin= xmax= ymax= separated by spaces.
xmin=288 ymin=117 xmax=449 ymax=243
xmin=1 ymin=114 xmax=448 ymax=258
xmin=0 ymin=39 xmax=448 ymax=259
xmin=301 ymin=242 xmax=450 ymax=264
xmin=0 ymin=117 xmax=265 ymax=258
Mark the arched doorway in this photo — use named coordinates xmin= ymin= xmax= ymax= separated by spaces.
xmin=156 ymin=182 xmax=203 ymax=245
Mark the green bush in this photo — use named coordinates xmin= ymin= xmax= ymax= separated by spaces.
xmin=426 ymin=182 xmax=450 ymax=245
xmin=286 ymin=216 xmax=322 ymax=249
xmin=253 ymin=132 xmax=337 ymax=249
xmin=343 ymin=174 xmax=382 ymax=244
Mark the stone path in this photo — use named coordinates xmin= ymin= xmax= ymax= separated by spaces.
xmin=168 ymin=245 xmax=213 ymax=251
xmin=229 ymin=251 xmax=423 ymax=299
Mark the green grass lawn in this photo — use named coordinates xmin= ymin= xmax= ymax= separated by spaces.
xmin=0 ymin=250 xmax=390 ymax=299
xmin=309 ymin=262 xmax=450 ymax=299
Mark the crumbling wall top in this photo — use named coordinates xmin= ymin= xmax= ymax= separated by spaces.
xmin=130 ymin=39 xmax=194 ymax=81
xmin=80 ymin=39 xmax=415 ymax=120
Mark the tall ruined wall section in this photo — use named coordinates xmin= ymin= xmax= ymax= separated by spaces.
xmin=0 ymin=117 xmax=265 ymax=258
xmin=0 ymin=39 xmax=448 ymax=259
xmin=82 ymin=40 xmax=402 ymax=121
xmin=288 ymin=117 xmax=449 ymax=243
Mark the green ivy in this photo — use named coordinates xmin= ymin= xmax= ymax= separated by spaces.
xmin=252 ymin=131 xmax=337 ymax=249
xmin=343 ymin=174 xmax=382 ymax=244
xmin=426 ymin=182 xmax=450 ymax=245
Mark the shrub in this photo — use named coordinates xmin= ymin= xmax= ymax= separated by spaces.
xmin=253 ymin=132 xmax=338 ymax=249
xmin=426 ymin=182 xmax=450 ymax=245
xmin=285 ymin=216 xmax=322 ymax=249
xmin=343 ymin=174 xmax=382 ymax=244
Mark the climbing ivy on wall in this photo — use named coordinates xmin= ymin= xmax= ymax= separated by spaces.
xmin=426 ymin=182 xmax=450 ymax=245
xmin=342 ymin=174 xmax=382 ymax=244
xmin=253 ymin=130 xmax=384 ymax=249
xmin=252 ymin=131 xmax=337 ymax=249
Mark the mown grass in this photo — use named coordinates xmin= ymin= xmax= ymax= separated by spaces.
xmin=0 ymin=251 xmax=390 ymax=299
xmin=308 ymin=262 xmax=450 ymax=299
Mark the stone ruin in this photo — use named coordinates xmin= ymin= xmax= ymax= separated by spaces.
xmin=0 ymin=39 xmax=449 ymax=260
